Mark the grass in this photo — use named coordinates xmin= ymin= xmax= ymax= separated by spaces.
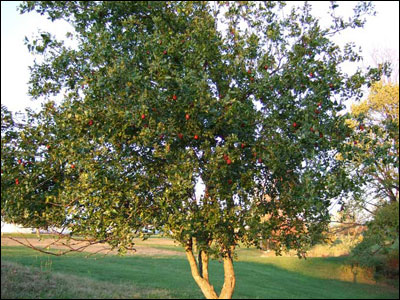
xmin=1 ymin=260 xmax=170 ymax=299
xmin=1 ymin=245 xmax=398 ymax=299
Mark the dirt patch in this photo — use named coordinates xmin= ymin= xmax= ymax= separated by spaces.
xmin=1 ymin=237 xmax=184 ymax=257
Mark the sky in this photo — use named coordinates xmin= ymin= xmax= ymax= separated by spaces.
xmin=1 ymin=1 xmax=399 ymax=115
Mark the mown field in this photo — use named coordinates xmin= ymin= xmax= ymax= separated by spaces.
xmin=1 ymin=237 xmax=399 ymax=299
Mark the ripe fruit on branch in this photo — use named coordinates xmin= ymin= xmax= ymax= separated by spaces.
xmin=88 ymin=120 xmax=93 ymax=126
xmin=18 ymin=159 xmax=22 ymax=164
xmin=264 ymin=65 xmax=268 ymax=70
xmin=293 ymin=122 xmax=297 ymax=128
xmin=15 ymin=178 xmax=19 ymax=185
xmin=141 ymin=114 xmax=146 ymax=119
xmin=241 ymin=143 xmax=245 ymax=149
xmin=194 ymin=135 xmax=199 ymax=140
xmin=178 ymin=133 xmax=183 ymax=139
xmin=185 ymin=114 xmax=190 ymax=120
xmin=228 ymin=179 xmax=233 ymax=185
xmin=226 ymin=159 xmax=232 ymax=165
xmin=71 ymin=164 xmax=75 ymax=169
xmin=172 ymin=94 xmax=177 ymax=101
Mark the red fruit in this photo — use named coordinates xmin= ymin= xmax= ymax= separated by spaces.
xmin=228 ymin=179 xmax=233 ymax=185
xmin=247 ymin=69 xmax=252 ymax=74
xmin=88 ymin=120 xmax=93 ymax=126
xmin=141 ymin=114 xmax=146 ymax=119
xmin=264 ymin=65 xmax=268 ymax=70
xmin=146 ymin=50 xmax=150 ymax=55
xmin=71 ymin=164 xmax=75 ymax=169
xmin=309 ymin=72 xmax=313 ymax=77
xmin=226 ymin=159 xmax=232 ymax=165
xmin=46 ymin=145 xmax=51 ymax=149
xmin=185 ymin=114 xmax=190 ymax=120
xmin=15 ymin=178 xmax=19 ymax=185
xmin=172 ymin=94 xmax=177 ymax=100
xmin=319 ymin=133 xmax=324 ymax=138
xmin=223 ymin=154 xmax=229 ymax=161
xmin=258 ymin=158 xmax=262 ymax=163
xmin=178 ymin=133 xmax=183 ymax=139
xmin=18 ymin=159 xmax=22 ymax=164
xmin=194 ymin=135 xmax=199 ymax=140
xmin=293 ymin=122 xmax=297 ymax=128
xmin=241 ymin=143 xmax=245 ymax=149
xmin=359 ymin=125 xmax=364 ymax=131
xmin=163 ymin=50 xmax=167 ymax=55
xmin=310 ymin=127 xmax=315 ymax=132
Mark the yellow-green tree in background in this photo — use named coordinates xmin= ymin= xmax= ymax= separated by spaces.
xmin=346 ymin=81 xmax=399 ymax=281
xmin=349 ymin=81 xmax=398 ymax=206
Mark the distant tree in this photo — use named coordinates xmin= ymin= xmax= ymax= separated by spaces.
xmin=343 ymin=81 xmax=399 ymax=281
xmin=1 ymin=2 xmax=381 ymax=298
xmin=346 ymin=81 xmax=399 ymax=214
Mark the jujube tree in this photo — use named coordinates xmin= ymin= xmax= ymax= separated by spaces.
xmin=1 ymin=1 xmax=383 ymax=298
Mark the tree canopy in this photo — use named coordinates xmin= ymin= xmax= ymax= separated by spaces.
xmin=1 ymin=1 xmax=385 ymax=298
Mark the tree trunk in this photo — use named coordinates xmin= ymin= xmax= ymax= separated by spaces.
xmin=219 ymin=247 xmax=236 ymax=299
xmin=185 ymin=239 xmax=236 ymax=299
xmin=185 ymin=241 xmax=218 ymax=299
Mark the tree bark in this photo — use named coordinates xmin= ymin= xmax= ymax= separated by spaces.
xmin=185 ymin=241 xmax=218 ymax=299
xmin=219 ymin=246 xmax=236 ymax=299
xmin=185 ymin=239 xmax=236 ymax=299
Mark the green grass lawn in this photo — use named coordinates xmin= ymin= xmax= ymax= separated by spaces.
xmin=1 ymin=245 xmax=398 ymax=299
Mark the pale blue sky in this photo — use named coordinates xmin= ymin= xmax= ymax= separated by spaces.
xmin=1 ymin=1 xmax=399 ymax=113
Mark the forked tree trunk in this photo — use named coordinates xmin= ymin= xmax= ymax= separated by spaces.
xmin=185 ymin=239 xmax=236 ymax=299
